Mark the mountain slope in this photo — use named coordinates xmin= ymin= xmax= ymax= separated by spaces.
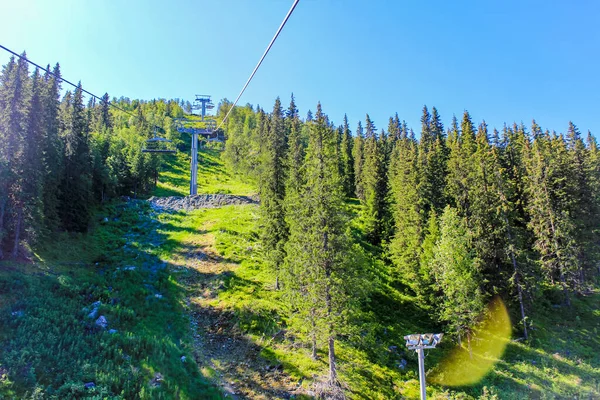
xmin=0 ymin=145 xmax=598 ymax=399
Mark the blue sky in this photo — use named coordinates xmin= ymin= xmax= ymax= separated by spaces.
xmin=1 ymin=0 xmax=599 ymax=137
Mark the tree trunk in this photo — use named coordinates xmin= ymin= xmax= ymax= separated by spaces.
xmin=325 ymin=281 xmax=338 ymax=385
xmin=275 ymin=275 xmax=280 ymax=291
xmin=543 ymin=180 xmax=571 ymax=306
xmin=559 ymin=270 xmax=571 ymax=307
xmin=578 ymin=265 xmax=585 ymax=291
xmin=467 ymin=332 xmax=473 ymax=360
xmin=506 ymin=225 xmax=528 ymax=340
xmin=310 ymin=307 xmax=317 ymax=360
xmin=514 ymin=269 xmax=529 ymax=340
xmin=328 ymin=335 xmax=338 ymax=385
xmin=493 ymin=168 xmax=529 ymax=339
xmin=11 ymin=207 xmax=23 ymax=259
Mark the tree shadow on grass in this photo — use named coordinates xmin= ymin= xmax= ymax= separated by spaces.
xmin=0 ymin=203 xmax=223 ymax=398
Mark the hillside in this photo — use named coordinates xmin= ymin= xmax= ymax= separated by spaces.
xmin=1 ymin=144 xmax=598 ymax=399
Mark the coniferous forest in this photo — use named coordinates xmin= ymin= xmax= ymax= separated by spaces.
xmin=1 ymin=52 xmax=599 ymax=398
xmin=0 ymin=54 xmax=188 ymax=256
xmin=223 ymin=96 xmax=600 ymax=386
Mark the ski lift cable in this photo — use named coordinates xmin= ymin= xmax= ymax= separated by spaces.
xmin=0 ymin=43 xmax=161 ymax=131
xmin=217 ymin=0 xmax=300 ymax=130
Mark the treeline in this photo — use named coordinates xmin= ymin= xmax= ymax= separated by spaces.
xmin=0 ymin=54 xmax=184 ymax=258
xmin=223 ymin=96 xmax=600 ymax=385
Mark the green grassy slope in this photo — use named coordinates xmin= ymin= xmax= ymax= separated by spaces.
xmin=152 ymin=148 xmax=600 ymax=398
xmin=187 ymin=199 xmax=600 ymax=399
xmin=0 ymin=147 xmax=598 ymax=399
xmin=154 ymin=147 xmax=256 ymax=197
xmin=0 ymin=202 xmax=221 ymax=399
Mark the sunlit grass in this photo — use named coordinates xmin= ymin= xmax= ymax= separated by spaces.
xmin=155 ymin=148 xmax=256 ymax=197
xmin=162 ymin=202 xmax=600 ymax=399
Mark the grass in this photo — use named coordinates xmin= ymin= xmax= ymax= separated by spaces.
xmin=0 ymin=202 xmax=221 ymax=399
xmin=154 ymin=147 xmax=256 ymax=197
xmin=162 ymin=201 xmax=600 ymax=399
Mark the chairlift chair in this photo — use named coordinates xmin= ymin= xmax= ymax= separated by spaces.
xmin=142 ymin=128 xmax=177 ymax=154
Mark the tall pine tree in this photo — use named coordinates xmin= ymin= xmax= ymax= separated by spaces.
xmin=361 ymin=115 xmax=386 ymax=244
xmin=59 ymin=83 xmax=92 ymax=232
xmin=433 ymin=205 xmax=485 ymax=350
xmin=284 ymin=103 xmax=360 ymax=385
xmin=41 ymin=64 xmax=63 ymax=232
xmin=339 ymin=114 xmax=354 ymax=198
xmin=260 ymin=97 xmax=288 ymax=290
xmin=352 ymin=121 xmax=365 ymax=201
xmin=389 ymin=127 xmax=422 ymax=292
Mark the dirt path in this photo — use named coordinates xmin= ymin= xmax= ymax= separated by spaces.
xmin=170 ymin=220 xmax=303 ymax=399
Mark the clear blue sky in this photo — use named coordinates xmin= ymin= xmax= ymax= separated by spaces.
xmin=1 ymin=0 xmax=599 ymax=136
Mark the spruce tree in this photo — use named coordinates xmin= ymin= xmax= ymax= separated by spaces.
xmin=417 ymin=106 xmax=443 ymax=218
xmin=361 ymin=115 xmax=386 ymax=244
xmin=41 ymin=64 xmax=63 ymax=232
xmin=339 ymin=114 xmax=354 ymax=198
xmin=283 ymin=95 xmax=306 ymax=254
xmin=490 ymin=136 xmax=532 ymax=339
xmin=417 ymin=210 xmax=440 ymax=306
xmin=0 ymin=54 xmax=30 ymax=258
xmin=586 ymin=131 xmax=600 ymax=277
xmin=59 ymin=83 xmax=92 ymax=232
xmin=389 ymin=129 xmax=422 ymax=292
xmin=433 ymin=205 xmax=485 ymax=350
xmin=470 ymin=121 xmax=505 ymax=284
xmin=566 ymin=122 xmax=597 ymax=286
xmin=353 ymin=121 xmax=365 ymax=200
xmin=525 ymin=131 xmax=579 ymax=304
xmin=446 ymin=111 xmax=477 ymax=218
xmin=386 ymin=114 xmax=401 ymax=162
xmin=284 ymin=94 xmax=304 ymax=192
xmin=17 ymin=68 xmax=45 ymax=253
xmin=428 ymin=107 xmax=448 ymax=212
xmin=99 ymin=93 xmax=112 ymax=129
xmin=260 ymin=97 xmax=288 ymax=290
xmin=419 ymin=105 xmax=433 ymax=149
xmin=0 ymin=56 xmax=17 ymax=258
xmin=283 ymin=103 xmax=360 ymax=385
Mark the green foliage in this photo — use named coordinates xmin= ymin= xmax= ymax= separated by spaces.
xmin=0 ymin=202 xmax=220 ymax=399
xmin=283 ymin=103 xmax=368 ymax=383
xmin=2 ymin=47 xmax=599 ymax=397
xmin=389 ymin=132 xmax=422 ymax=289
xmin=222 ymin=103 xmax=261 ymax=180
xmin=361 ymin=115 xmax=387 ymax=245
xmin=0 ymin=54 xmax=191 ymax=256
xmin=433 ymin=206 xmax=486 ymax=343
xmin=339 ymin=114 xmax=354 ymax=198
xmin=352 ymin=121 xmax=365 ymax=201
xmin=1 ymin=128 xmax=598 ymax=399
xmin=259 ymin=97 xmax=288 ymax=289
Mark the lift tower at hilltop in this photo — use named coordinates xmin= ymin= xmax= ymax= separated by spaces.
xmin=189 ymin=95 xmax=214 ymax=195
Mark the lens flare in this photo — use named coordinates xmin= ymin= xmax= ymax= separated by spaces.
xmin=430 ymin=296 xmax=511 ymax=386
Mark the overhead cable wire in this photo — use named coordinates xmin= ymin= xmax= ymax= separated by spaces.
xmin=217 ymin=0 xmax=300 ymax=130
xmin=0 ymin=43 xmax=154 ymax=127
